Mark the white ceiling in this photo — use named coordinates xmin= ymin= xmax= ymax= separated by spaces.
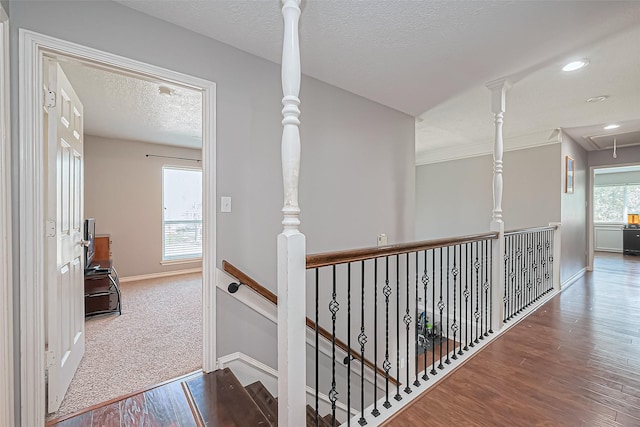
xmin=417 ymin=23 xmax=640 ymax=163
xmin=59 ymin=59 xmax=202 ymax=149
xmin=69 ymin=1 xmax=640 ymax=159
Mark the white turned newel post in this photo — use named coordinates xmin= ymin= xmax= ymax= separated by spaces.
xmin=278 ymin=1 xmax=306 ymax=426
xmin=486 ymin=79 xmax=511 ymax=332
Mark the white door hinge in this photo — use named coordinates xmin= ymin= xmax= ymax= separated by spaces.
xmin=45 ymin=350 xmax=56 ymax=368
xmin=44 ymin=90 xmax=56 ymax=108
xmin=46 ymin=219 xmax=56 ymax=237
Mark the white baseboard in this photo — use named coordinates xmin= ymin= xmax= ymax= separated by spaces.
xmin=594 ymin=248 xmax=622 ymax=253
xmin=561 ymin=267 xmax=586 ymax=290
xmin=120 ymin=267 xmax=202 ymax=283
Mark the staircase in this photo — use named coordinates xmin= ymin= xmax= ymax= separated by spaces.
xmin=185 ymin=368 xmax=337 ymax=426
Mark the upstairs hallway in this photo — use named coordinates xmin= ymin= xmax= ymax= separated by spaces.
xmin=384 ymin=252 xmax=640 ymax=427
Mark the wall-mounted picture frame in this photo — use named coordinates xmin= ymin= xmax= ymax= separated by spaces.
xmin=565 ymin=156 xmax=574 ymax=194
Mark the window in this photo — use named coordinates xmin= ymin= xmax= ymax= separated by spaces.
xmin=162 ymin=167 xmax=202 ymax=261
xmin=594 ymin=184 xmax=640 ymax=223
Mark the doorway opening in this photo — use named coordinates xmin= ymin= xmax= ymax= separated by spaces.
xmin=590 ymin=164 xmax=640 ymax=263
xmin=19 ymin=30 xmax=217 ymax=426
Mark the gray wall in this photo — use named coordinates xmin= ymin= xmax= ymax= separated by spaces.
xmin=560 ymin=135 xmax=588 ymax=283
xmin=8 ymin=0 xmax=415 ymax=414
xmin=415 ymin=144 xmax=561 ymax=240
xmin=84 ymin=135 xmax=202 ymax=277
xmin=0 ymin=1 xmax=7 ymax=16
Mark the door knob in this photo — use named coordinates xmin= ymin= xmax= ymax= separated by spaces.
xmin=79 ymin=239 xmax=90 ymax=247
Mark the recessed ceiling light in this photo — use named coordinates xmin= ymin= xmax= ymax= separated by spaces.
xmin=562 ymin=59 xmax=590 ymax=72
xmin=604 ymin=124 xmax=620 ymax=130
xmin=586 ymin=96 xmax=608 ymax=103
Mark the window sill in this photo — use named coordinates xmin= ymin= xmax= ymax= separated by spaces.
xmin=160 ymin=257 xmax=202 ymax=266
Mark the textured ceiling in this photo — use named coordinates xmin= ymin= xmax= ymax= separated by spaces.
xmin=59 ymin=60 xmax=202 ymax=149
xmin=116 ymin=0 xmax=640 ymax=117
xmin=417 ymin=23 xmax=640 ymax=163
xmin=73 ymin=1 xmax=640 ymax=159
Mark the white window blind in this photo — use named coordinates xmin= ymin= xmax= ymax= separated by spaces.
xmin=162 ymin=167 xmax=202 ymax=260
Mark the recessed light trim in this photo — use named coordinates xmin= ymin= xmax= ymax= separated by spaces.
xmin=562 ymin=59 xmax=590 ymax=72
xmin=586 ymin=96 xmax=608 ymax=103
xmin=604 ymin=124 xmax=620 ymax=130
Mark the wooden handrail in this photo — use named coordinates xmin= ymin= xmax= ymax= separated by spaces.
xmin=306 ymin=232 xmax=499 ymax=269
xmin=222 ymin=260 xmax=398 ymax=386
xmin=223 ymin=260 xmax=278 ymax=305
xmin=505 ymin=225 xmax=558 ymax=236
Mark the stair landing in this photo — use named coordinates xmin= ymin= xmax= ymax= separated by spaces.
xmin=47 ymin=368 xmax=334 ymax=427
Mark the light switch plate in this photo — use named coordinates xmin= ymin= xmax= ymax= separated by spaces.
xmin=221 ymin=196 xmax=232 ymax=213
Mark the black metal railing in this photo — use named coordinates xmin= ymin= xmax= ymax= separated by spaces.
xmin=503 ymin=226 xmax=556 ymax=322
xmin=306 ymin=232 xmax=497 ymax=426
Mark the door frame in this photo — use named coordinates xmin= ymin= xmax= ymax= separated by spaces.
xmin=19 ymin=30 xmax=217 ymax=425
xmin=0 ymin=5 xmax=14 ymax=427
xmin=587 ymin=162 xmax=640 ymax=269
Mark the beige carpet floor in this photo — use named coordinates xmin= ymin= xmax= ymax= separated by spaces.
xmin=48 ymin=272 xmax=202 ymax=420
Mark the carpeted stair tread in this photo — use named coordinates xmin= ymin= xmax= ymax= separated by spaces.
xmin=184 ymin=368 xmax=270 ymax=426
xmin=245 ymin=381 xmax=277 ymax=426
xmin=306 ymin=405 xmax=332 ymax=427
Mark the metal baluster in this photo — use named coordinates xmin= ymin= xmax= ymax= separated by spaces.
xmin=511 ymin=235 xmax=516 ymax=318
xmin=329 ymin=266 xmax=339 ymax=422
xmin=445 ymin=247 xmax=451 ymax=364
xmin=413 ymin=251 xmax=420 ymax=388
xmin=451 ymin=245 xmax=459 ymax=359
xmin=474 ymin=241 xmax=480 ymax=344
xmin=479 ymin=241 xmax=484 ymax=340
xmin=422 ymin=250 xmax=429 ymax=381
xmin=545 ymin=230 xmax=552 ymax=293
xmin=347 ymin=263 xmax=352 ymax=427
xmin=430 ymin=249 xmax=437 ymax=376
xmin=531 ymin=232 xmax=537 ymax=301
xmin=382 ymin=257 xmax=391 ymax=409
xmin=464 ymin=243 xmax=470 ymax=351
xmin=458 ymin=244 xmax=464 ymax=356
xmin=523 ymin=234 xmax=529 ymax=309
xmin=372 ymin=258 xmax=380 ymax=417
xmin=470 ymin=242 xmax=475 ymax=347
xmin=503 ymin=236 xmax=509 ymax=322
xmin=438 ymin=248 xmax=445 ymax=369
xmin=394 ymin=255 xmax=402 ymax=402
xmin=514 ymin=234 xmax=529 ymax=312
xmin=538 ymin=231 xmax=543 ymax=300
xmin=483 ymin=240 xmax=489 ymax=337
xmin=489 ymin=239 xmax=494 ymax=334
xmin=358 ymin=261 xmax=367 ymax=426
xmin=404 ymin=254 xmax=412 ymax=394
xmin=315 ymin=268 xmax=319 ymax=427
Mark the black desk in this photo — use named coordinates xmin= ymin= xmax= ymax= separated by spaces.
xmin=84 ymin=259 xmax=122 ymax=317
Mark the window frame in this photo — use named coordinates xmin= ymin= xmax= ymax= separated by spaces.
xmin=593 ymin=183 xmax=640 ymax=224
xmin=161 ymin=165 xmax=203 ymax=262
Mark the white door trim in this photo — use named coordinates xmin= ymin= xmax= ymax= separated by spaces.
xmin=0 ymin=5 xmax=15 ymax=427
xmin=19 ymin=29 xmax=217 ymax=425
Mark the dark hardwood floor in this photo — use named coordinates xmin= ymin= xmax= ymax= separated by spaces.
xmin=384 ymin=252 xmax=640 ymax=427
xmin=49 ymin=253 xmax=640 ymax=427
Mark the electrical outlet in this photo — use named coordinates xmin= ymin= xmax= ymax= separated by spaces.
xmin=377 ymin=233 xmax=387 ymax=246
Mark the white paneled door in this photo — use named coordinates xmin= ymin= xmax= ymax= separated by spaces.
xmin=45 ymin=60 xmax=85 ymax=413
